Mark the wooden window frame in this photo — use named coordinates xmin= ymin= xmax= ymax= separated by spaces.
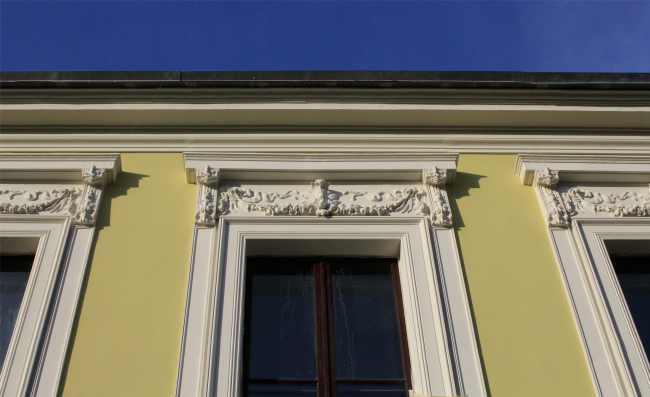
xmin=242 ymin=258 xmax=412 ymax=397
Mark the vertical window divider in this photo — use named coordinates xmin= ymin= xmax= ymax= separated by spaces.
xmin=324 ymin=261 xmax=338 ymax=397
xmin=314 ymin=261 xmax=331 ymax=397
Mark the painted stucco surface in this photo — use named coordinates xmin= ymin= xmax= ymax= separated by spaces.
xmin=448 ymin=154 xmax=596 ymax=397
xmin=59 ymin=153 xmax=196 ymax=397
xmin=58 ymin=153 xmax=595 ymax=396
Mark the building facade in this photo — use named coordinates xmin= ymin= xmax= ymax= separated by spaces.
xmin=1 ymin=71 xmax=649 ymax=397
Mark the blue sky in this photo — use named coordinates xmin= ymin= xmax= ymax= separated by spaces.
xmin=1 ymin=1 xmax=649 ymax=72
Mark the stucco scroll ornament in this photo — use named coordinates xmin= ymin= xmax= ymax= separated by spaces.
xmin=561 ymin=184 xmax=650 ymax=218
xmin=534 ymin=168 xmax=570 ymax=227
xmin=423 ymin=167 xmax=453 ymax=226
xmin=0 ymin=188 xmax=81 ymax=215
xmin=195 ymin=165 xmax=220 ymax=226
xmin=75 ymin=166 xmax=107 ymax=225
xmin=217 ymin=179 xmax=429 ymax=217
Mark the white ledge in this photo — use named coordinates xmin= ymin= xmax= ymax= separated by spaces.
xmin=184 ymin=153 xmax=458 ymax=183
xmin=515 ymin=154 xmax=650 ymax=185
xmin=0 ymin=153 xmax=122 ymax=183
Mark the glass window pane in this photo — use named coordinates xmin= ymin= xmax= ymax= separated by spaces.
xmin=336 ymin=382 xmax=408 ymax=397
xmin=331 ymin=262 xmax=405 ymax=380
xmin=246 ymin=382 xmax=317 ymax=396
xmin=245 ymin=262 xmax=316 ymax=379
xmin=611 ymin=256 xmax=650 ymax=356
xmin=0 ymin=255 xmax=34 ymax=367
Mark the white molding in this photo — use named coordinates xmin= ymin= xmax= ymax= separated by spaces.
xmin=178 ymin=152 xmax=484 ymax=397
xmin=0 ymin=216 xmax=70 ymax=397
xmin=184 ymin=153 xmax=458 ymax=184
xmin=3 ymin=133 xmax=650 ymax=154
xmin=0 ymin=154 xmax=121 ymax=184
xmin=517 ymin=155 xmax=650 ymax=396
xmin=186 ymin=153 xmax=457 ymax=227
xmin=175 ymin=217 xmax=486 ymax=397
xmin=0 ymin=154 xmax=121 ymax=397
xmin=516 ymin=155 xmax=650 ymax=185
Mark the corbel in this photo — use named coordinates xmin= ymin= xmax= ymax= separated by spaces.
xmin=74 ymin=165 xmax=108 ymax=226
xmin=423 ymin=166 xmax=453 ymax=227
xmin=195 ymin=165 xmax=220 ymax=226
xmin=533 ymin=167 xmax=571 ymax=228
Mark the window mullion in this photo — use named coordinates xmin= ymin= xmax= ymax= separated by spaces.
xmin=324 ymin=262 xmax=339 ymax=397
xmin=314 ymin=261 xmax=331 ymax=397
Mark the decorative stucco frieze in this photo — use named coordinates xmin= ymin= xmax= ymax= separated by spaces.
xmin=561 ymin=184 xmax=650 ymax=218
xmin=0 ymin=188 xmax=81 ymax=215
xmin=195 ymin=166 xmax=220 ymax=226
xmin=423 ymin=167 xmax=453 ymax=226
xmin=533 ymin=168 xmax=571 ymax=227
xmin=0 ymin=165 xmax=108 ymax=226
xmin=216 ymin=179 xmax=430 ymax=218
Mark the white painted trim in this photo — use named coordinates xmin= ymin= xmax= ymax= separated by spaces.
xmin=516 ymin=154 xmax=650 ymax=397
xmin=516 ymin=155 xmax=650 ymax=185
xmin=548 ymin=220 xmax=650 ymax=397
xmin=0 ymin=154 xmax=121 ymax=397
xmin=175 ymin=217 xmax=486 ymax=397
xmin=178 ymin=152 xmax=483 ymax=396
xmin=3 ymin=133 xmax=650 ymax=154
xmin=184 ymin=152 xmax=458 ymax=183
xmin=0 ymin=154 xmax=121 ymax=183
xmin=0 ymin=216 xmax=70 ymax=397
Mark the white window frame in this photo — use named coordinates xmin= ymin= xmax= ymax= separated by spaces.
xmin=176 ymin=153 xmax=487 ymax=397
xmin=516 ymin=155 xmax=650 ymax=397
xmin=0 ymin=153 xmax=121 ymax=397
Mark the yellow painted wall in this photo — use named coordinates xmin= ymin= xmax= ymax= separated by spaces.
xmin=59 ymin=153 xmax=596 ymax=397
xmin=59 ymin=153 xmax=196 ymax=397
xmin=447 ymin=154 xmax=596 ymax=397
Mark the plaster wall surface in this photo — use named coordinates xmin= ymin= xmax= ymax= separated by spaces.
xmin=448 ymin=154 xmax=596 ymax=397
xmin=56 ymin=153 xmax=596 ymax=397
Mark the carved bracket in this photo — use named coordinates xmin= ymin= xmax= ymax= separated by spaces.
xmin=533 ymin=168 xmax=571 ymax=227
xmin=423 ymin=167 xmax=453 ymax=227
xmin=74 ymin=166 xmax=107 ymax=226
xmin=195 ymin=165 xmax=220 ymax=226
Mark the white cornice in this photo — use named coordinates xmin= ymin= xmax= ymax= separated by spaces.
xmin=0 ymin=153 xmax=122 ymax=183
xmin=516 ymin=154 xmax=650 ymax=185
xmin=184 ymin=152 xmax=458 ymax=183
xmin=2 ymin=102 xmax=650 ymax=129
xmin=2 ymin=133 xmax=650 ymax=154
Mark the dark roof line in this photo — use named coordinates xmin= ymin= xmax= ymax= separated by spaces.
xmin=2 ymin=71 xmax=650 ymax=90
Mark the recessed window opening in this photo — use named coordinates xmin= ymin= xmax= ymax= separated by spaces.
xmin=0 ymin=237 xmax=39 ymax=370
xmin=242 ymin=257 xmax=411 ymax=397
xmin=606 ymin=240 xmax=650 ymax=358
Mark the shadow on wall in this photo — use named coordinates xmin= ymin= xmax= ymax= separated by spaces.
xmin=444 ymin=171 xmax=492 ymax=397
xmin=94 ymin=172 xmax=148 ymax=231
xmin=56 ymin=171 xmax=147 ymax=397
xmin=446 ymin=171 xmax=485 ymax=229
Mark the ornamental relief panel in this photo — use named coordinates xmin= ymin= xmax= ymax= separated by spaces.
xmin=217 ymin=180 xmax=430 ymax=217
xmin=193 ymin=166 xmax=453 ymax=227
xmin=0 ymin=166 xmax=108 ymax=226
xmin=0 ymin=186 xmax=82 ymax=215
xmin=559 ymin=184 xmax=650 ymax=218
xmin=530 ymin=167 xmax=650 ymax=227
